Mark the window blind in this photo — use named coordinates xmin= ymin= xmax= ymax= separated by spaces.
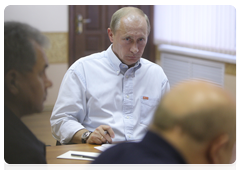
xmin=154 ymin=5 xmax=236 ymax=55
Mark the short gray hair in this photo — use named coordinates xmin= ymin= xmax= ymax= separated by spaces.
xmin=4 ymin=21 xmax=49 ymax=74
xmin=110 ymin=7 xmax=151 ymax=35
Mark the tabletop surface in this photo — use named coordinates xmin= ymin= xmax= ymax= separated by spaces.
xmin=46 ymin=143 xmax=101 ymax=164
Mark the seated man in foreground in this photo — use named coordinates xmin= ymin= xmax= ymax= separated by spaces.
xmin=92 ymin=80 xmax=236 ymax=164
xmin=4 ymin=21 xmax=53 ymax=163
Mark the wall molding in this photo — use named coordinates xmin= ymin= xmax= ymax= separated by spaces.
xmin=159 ymin=44 xmax=236 ymax=64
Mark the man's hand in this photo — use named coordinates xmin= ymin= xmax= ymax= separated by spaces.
xmin=87 ymin=125 xmax=115 ymax=144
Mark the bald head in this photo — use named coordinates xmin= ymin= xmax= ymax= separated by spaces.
xmin=152 ymin=80 xmax=236 ymax=142
xmin=110 ymin=7 xmax=150 ymax=35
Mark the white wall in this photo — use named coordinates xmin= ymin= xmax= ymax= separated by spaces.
xmin=4 ymin=5 xmax=68 ymax=32
xmin=4 ymin=5 xmax=69 ymax=109
xmin=45 ymin=63 xmax=68 ymax=107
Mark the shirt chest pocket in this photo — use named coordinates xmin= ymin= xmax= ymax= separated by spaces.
xmin=140 ymin=97 xmax=159 ymax=126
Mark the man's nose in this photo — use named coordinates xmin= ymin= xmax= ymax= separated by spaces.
xmin=45 ymin=77 xmax=53 ymax=88
xmin=130 ymin=43 xmax=139 ymax=54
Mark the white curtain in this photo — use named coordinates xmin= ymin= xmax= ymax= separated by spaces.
xmin=154 ymin=5 xmax=236 ymax=55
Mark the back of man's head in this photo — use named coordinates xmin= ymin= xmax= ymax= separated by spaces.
xmin=4 ymin=21 xmax=49 ymax=74
xmin=150 ymin=80 xmax=236 ymax=164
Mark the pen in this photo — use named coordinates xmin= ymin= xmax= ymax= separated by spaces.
xmin=71 ymin=153 xmax=96 ymax=159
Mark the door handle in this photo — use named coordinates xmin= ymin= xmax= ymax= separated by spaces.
xmin=76 ymin=14 xmax=91 ymax=34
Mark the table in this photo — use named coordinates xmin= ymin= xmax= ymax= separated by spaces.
xmin=46 ymin=144 xmax=101 ymax=164
xmin=46 ymin=144 xmax=238 ymax=170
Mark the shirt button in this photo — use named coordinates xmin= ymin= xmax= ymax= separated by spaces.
xmin=126 ymin=95 xmax=129 ymax=98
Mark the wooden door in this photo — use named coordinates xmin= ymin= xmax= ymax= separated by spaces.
xmin=69 ymin=5 xmax=155 ymax=67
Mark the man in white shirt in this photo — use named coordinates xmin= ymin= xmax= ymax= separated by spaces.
xmin=50 ymin=7 xmax=170 ymax=144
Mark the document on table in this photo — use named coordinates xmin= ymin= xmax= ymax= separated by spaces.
xmin=57 ymin=150 xmax=100 ymax=161
xmin=94 ymin=144 xmax=116 ymax=151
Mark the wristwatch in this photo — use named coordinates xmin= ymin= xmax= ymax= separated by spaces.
xmin=81 ymin=131 xmax=92 ymax=143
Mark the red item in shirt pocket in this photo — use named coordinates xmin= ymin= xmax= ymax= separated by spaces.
xmin=143 ymin=96 xmax=149 ymax=100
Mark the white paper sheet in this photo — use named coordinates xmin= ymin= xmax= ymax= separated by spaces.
xmin=94 ymin=144 xmax=116 ymax=151
xmin=57 ymin=150 xmax=100 ymax=161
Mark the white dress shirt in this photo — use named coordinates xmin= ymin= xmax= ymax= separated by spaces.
xmin=50 ymin=45 xmax=170 ymax=144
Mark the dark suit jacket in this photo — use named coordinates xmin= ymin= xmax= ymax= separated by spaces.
xmin=92 ymin=130 xmax=187 ymax=164
xmin=4 ymin=107 xmax=47 ymax=164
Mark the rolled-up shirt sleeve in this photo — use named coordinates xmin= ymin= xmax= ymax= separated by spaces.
xmin=50 ymin=64 xmax=87 ymax=144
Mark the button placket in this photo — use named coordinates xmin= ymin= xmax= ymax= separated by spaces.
xmin=122 ymin=68 xmax=135 ymax=141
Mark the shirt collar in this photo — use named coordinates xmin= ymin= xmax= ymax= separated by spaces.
xmin=107 ymin=44 xmax=142 ymax=75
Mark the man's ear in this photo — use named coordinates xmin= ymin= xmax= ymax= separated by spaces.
xmin=5 ymin=70 xmax=20 ymax=95
xmin=107 ymin=28 xmax=114 ymax=43
xmin=207 ymin=134 xmax=229 ymax=164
